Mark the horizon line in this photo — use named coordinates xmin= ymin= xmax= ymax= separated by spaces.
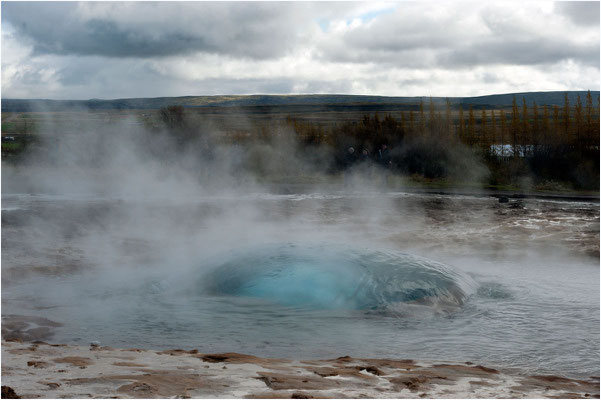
xmin=2 ymin=89 xmax=600 ymax=103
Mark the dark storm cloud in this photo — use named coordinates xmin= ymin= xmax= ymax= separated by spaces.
xmin=1 ymin=2 xmax=307 ymax=59
xmin=42 ymin=19 xmax=213 ymax=58
xmin=555 ymin=1 xmax=600 ymax=26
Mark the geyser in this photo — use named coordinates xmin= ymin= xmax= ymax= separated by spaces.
xmin=202 ymin=243 xmax=476 ymax=312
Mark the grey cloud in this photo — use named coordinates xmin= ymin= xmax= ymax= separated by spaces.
xmin=317 ymin=4 xmax=599 ymax=69
xmin=48 ymin=53 xmax=356 ymax=98
xmin=481 ymin=72 xmax=499 ymax=84
xmin=1 ymin=2 xmax=310 ymax=59
xmin=341 ymin=16 xmax=458 ymax=53
xmin=555 ymin=2 xmax=600 ymax=26
xmin=2 ymin=2 xmax=599 ymax=100
xmin=439 ymin=38 xmax=600 ymax=68
xmin=10 ymin=68 xmax=47 ymax=86
xmin=173 ymin=77 xmax=354 ymax=96
xmin=318 ymin=6 xmax=467 ymax=62
xmin=39 ymin=19 xmax=214 ymax=58
xmin=318 ymin=44 xmax=438 ymax=68
xmin=297 ymin=79 xmax=353 ymax=94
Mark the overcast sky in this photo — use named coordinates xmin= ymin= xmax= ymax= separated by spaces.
xmin=1 ymin=1 xmax=599 ymax=100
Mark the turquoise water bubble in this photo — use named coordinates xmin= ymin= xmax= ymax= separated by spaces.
xmin=202 ymin=243 xmax=476 ymax=312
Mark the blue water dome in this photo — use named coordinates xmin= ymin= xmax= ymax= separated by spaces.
xmin=202 ymin=243 xmax=476 ymax=313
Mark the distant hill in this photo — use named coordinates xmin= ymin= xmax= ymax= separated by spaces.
xmin=2 ymin=91 xmax=598 ymax=112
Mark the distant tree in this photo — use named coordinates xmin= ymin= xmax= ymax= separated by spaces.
xmin=511 ymin=96 xmax=519 ymax=156
xmin=458 ymin=105 xmax=465 ymax=142
xmin=542 ymin=104 xmax=550 ymax=147
xmin=419 ymin=99 xmax=425 ymax=136
xmin=158 ymin=105 xmax=198 ymax=147
xmin=562 ymin=92 xmax=570 ymax=142
xmin=553 ymin=105 xmax=560 ymax=145
xmin=160 ymin=105 xmax=186 ymax=129
xmin=499 ymin=109 xmax=507 ymax=157
xmin=445 ymin=99 xmax=452 ymax=140
xmin=490 ymin=109 xmax=497 ymax=147
xmin=468 ymin=105 xmax=475 ymax=146
xmin=400 ymin=111 xmax=407 ymax=138
xmin=596 ymin=95 xmax=601 ymax=146
xmin=428 ymin=97 xmax=435 ymax=135
xmin=532 ymin=101 xmax=540 ymax=147
xmin=585 ymin=90 xmax=593 ymax=147
xmin=574 ymin=94 xmax=583 ymax=151
xmin=374 ymin=112 xmax=382 ymax=129
xmin=409 ymin=111 xmax=415 ymax=136
xmin=480 ymin=108 xmax=487 ymax=150
xmin=522 ymin=97 xmax=530 ymax=155
xmin=362 ymin=114 xmax=371 ymax=127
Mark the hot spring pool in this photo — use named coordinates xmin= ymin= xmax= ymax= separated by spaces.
xmin=1 ymin=193 xmax=599 ymax=379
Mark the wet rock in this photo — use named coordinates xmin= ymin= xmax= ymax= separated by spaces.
xmin=38 ymin=381 xmax=61 ymax=389
xmin=200 ymin=352 xmax=281 ymax=365
xmin=391 ymin=376 xmax=428 ymax=392
xmin=112 ymin=362 xmax=149 ymax=367
xmin=1 ymin=386 xmax=20 ymax=399
xmin=357 ymin=366 xmax=384 ymax=376
xmin=117 ymin=382 xmax=158 ymax=397
xmin=27 ymin=360 xmax=49 ymax=368
xmin=256 ymin=372 xmax=339 ymax=391
xmin=531 ymin=375 xmax=573 ymax=383
xmin=498 ymin=196 xmax=509 ymax=203
xmin=308 ymin=365 xmax=380 ymax=381
xmin=1 ymin=315 xmax=62 ymax=343
xmin=357 ymin=358 xmax=415 ymax=370
xmin=509 ymin=200 xmax=524 ymax=209
xmin=469 ymin=380 xmax=494 ymax=387
xmin=109 ymin=373 xmax=211 ymax=398
xmin=90 ymin=346 xmax=114 ymax=352
xmin=291 ymin=392 xmax=313 ymax=399
xmin=157 ymin=349 xmax=198 ymax=356
xmin=53 ymin=356 xmax=93 ymax=367
xmin=432 ymin=364 xmax=499 ymax=375
xmin=511 ymin=374 xmax=600 ymax=396
xmin=245 ymin=392 xmax=330 ymax=399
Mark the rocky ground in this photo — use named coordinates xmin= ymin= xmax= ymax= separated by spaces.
xmin=2 ymin=339 xmax=599 ymax=399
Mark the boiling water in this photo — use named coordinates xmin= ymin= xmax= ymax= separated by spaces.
xmin=1 ymin=192 xmax=599 ymax=379
xmin=202 ymin=244 xmax=475 ymax=311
